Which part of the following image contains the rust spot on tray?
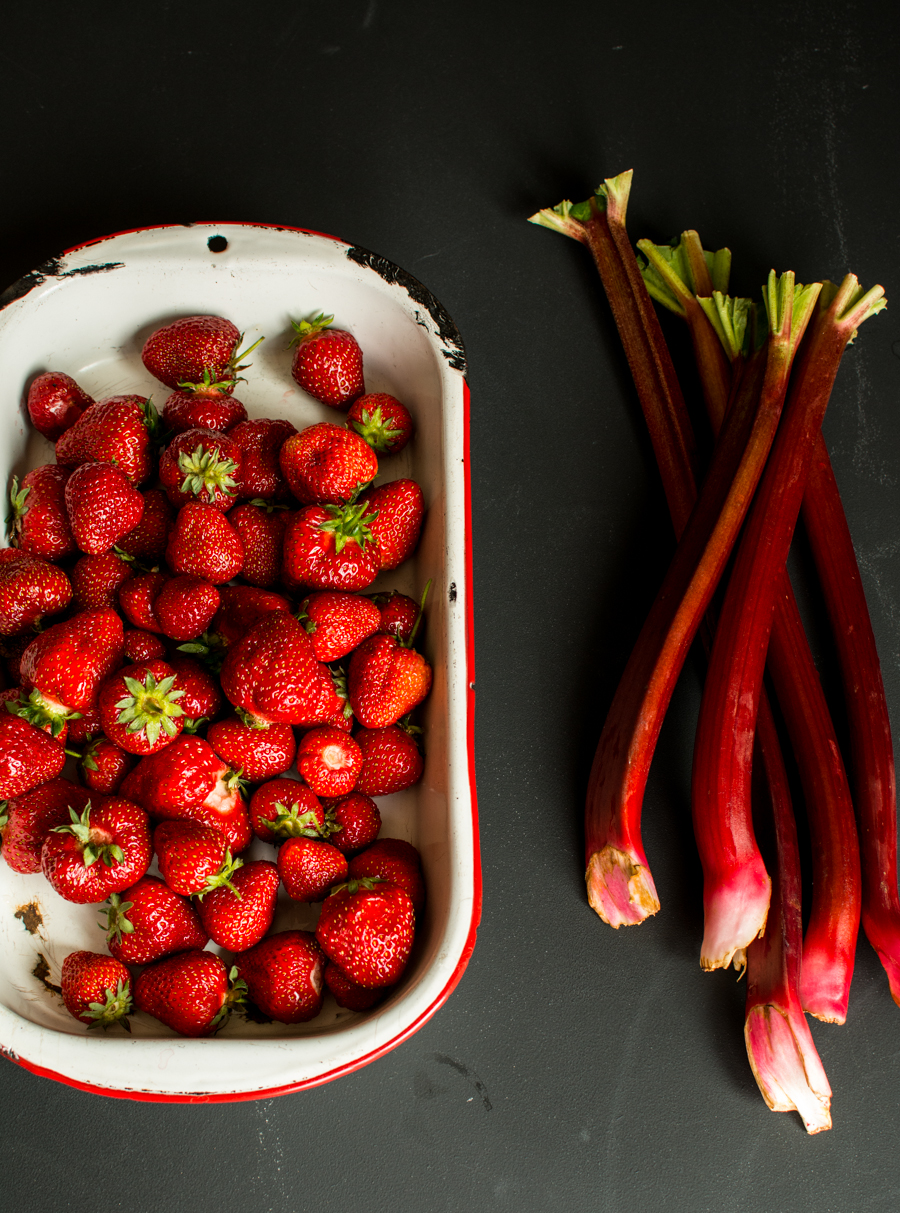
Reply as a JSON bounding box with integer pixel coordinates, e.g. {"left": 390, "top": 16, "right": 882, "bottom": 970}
{"left": 14, "top": 901, "right": 43, "bottom": 935}
{"left": 32, "top": 953, "right": 61, "bottom": 996}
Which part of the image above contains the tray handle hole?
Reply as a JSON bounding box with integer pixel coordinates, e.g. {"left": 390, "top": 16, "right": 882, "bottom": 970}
{"left": 207, "top": 235, "right": 228, "bottom": 253}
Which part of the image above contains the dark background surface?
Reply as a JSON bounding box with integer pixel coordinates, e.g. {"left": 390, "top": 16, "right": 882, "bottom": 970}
{"left": 3, "top": 2, "right": 900, "bottom": 1209}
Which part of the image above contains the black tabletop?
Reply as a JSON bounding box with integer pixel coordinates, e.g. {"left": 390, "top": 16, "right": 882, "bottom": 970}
{"left": 4, "top": 2, "right": 900, "bottom": 1209}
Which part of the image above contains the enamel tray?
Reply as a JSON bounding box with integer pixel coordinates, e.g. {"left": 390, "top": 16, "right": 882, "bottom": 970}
{"left": 0, "top": 222, "right": 480, "bottom": 1101}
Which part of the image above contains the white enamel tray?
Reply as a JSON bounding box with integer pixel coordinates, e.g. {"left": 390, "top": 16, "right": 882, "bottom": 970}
{"left": 0, "top": 222, "right": 480, "bottom": 1101}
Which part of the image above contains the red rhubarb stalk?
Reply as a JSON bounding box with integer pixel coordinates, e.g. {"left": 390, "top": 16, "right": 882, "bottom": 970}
{"left": 691, "top": 275, "right": 885, "bottom": 971}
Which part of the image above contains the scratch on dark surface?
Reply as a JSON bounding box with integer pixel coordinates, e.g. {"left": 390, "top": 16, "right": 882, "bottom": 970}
{"left": 431, "top": 1053, "right": 492, "bottom": 1109}
{"left": 362, "top": 0, "right": 377, "bottom": 28}
{"left": 14, "top": 901, "right": 42, "bottom": 935}
{"left": 32, "top": 952, "right": 61, "bottom": 996}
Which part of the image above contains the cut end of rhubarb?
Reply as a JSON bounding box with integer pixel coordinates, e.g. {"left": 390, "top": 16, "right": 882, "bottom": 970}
{"left": 585, "top": 845, "right": 660, "bottom": 927}
{"left": 700, "top": 867, "right": 771, "bottom": 971}
{"left": 799, "top": 969, "right": 850, "bottom": 1025}
{"left": 745, "top": 1005, "right": 832, "bottom": 1134}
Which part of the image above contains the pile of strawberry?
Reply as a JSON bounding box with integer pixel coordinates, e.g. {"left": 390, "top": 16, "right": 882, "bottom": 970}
{"left": 0, "top": 312, "right": 433, "bottom": 1038}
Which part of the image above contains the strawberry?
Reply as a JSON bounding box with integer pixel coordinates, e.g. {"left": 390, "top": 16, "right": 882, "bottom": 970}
{"left": 211, "top": 586, "right": 292, "bottom": 647}
{"left": 64, "top": 461, "right": 145, "bottom": 555}
{"left": 324, "top": 962, "right": 386, "bottom": 1011}
{"left": 372, "top": 590, "right": 420, "bottom": 642}
{"left": 154, "top": 818, "right": 241, "bottom": 897}
{"left": 359, "top": 478, "right": 425, "bottom": 569}
{"left": 97, "top": 659, "right": 186, "bottom": 755}
{"left": 142, "top": 315, "right": 261, "bottom": 391}
{"left": 1, "top": 686, "right": 69, "bottom": 741}
{"left": 206, "top": 715, "right": 296, "bottom": 782}
{"left": 0, "top": 712, "right": 66, "bottom": 798}
{"left": 159, "top": 428, "right": 242, "bottom": 511}
{"left": 347, "top": 393, "right": 414, "bottom": 454}
{"left": 279, "top": 423, "right": 377, "bottom": 506}
{"left": 116, "top": 488, "right": 174, "bottom": 562}
{"left": 234, "top": 930, "right": 325, "bottom": 1023}
{"left": 66, "top": 706, "right": 103, "bottom": 744}
{"left": 349, "top": 838, "right": 425, "bottom": 914}
{"left": 298, "top": 590, "right": 380, "bottom": 662}
{"left": 323, "top": 663, "right": 355, "bottom": 733}
{"left": 289, "top": 313, "right": 364, "bottom": 409}
{"left": 80, "top": 736, "right": 136, "bottom": 794}
{"left": 72, "top": 551, "right": 133, "bottom": 611}
{"left": 42, "top": 798, "right": 152, "bottom": 904}
{"left": 134, "top": 948, "right": 244, "bottom": 1037}
{"left": 196, "top": 859, "right": 280, "bottom": 950}
{"left": 166, "top": 501, "right": 244, "bottom": 584}
{"left": 249, "top": 778, "right": 326, "bottom": 843}
{"left": 118, "top": 571, "right": 168, "bottom": 633}
{"left": 154, "top": 575, "right": 220, "bottom": 642}
{"left": 56, "top": 395, "right": 159, "bottom": 485}
{"left": 315, "top": 878, "right": 415, "bottom": 988}
{"left": 322, "top": 791, "right": 381, "bottom": 855}
{"left": 281, "top": 502, "right": 381, "bottom": 592}
{"left": 123, "top": 629, "right": 167, "bottom": 664}
{"left": 297, "top": 726, "right": 362, "bottom": 798}
{"left": 354, "top": 723, "right": 424, "bottom": 796}
{"left": 0, "top": 776, "right": 91, "bottom": 873}
{"left": 227, "top": 503, "right": 287, "bottom": 587}
{"left": 229, "top": 418, "right": 296, "bottom": 499}
{"left": 220, "top": 612, "right": 342, "bottom": 727}
{"left": 8, "top": 466, "right": 77, "bottom": 560}
{"left": 278, "top": 836, "right": 348, "bottom": 901}
{"left": 104, "top": 876, "right": 209, "bottom": 965}
{"left": 60, "top": 950, "right": 132, "bottom": 1028}
{"left": 165, "top": 655, "right": 222, "bottom": 729}
{"left": 26, "top": 372, "right": 94, "bottom": 441}
{"left": 188, "top": 795, "right": 252, "bottom": 855}
{"left": 20, "top": 607, "right": 124, "bottom": 722}
{"left": 0, "top": 549, "right": 72, "bottom": 635}
{"left": 161, "top": 390, "right": 247, "bottom": 435}
{"left": 348, "top": 633, "right": 432, "bottom": 729}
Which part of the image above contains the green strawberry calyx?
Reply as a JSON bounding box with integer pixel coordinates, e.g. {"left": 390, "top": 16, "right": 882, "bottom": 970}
{"left": 288, "top": 312, "right": 334, "bottom": 347}
{"left": 51, "top": 803, "right": 124, "bottom": 868}
{"left": 329, "top": 875, "right": 384, "bottom": 898}
{"left": 318, "top": 499, "right": 378, "bottom": 555}
{"left": 402, "top": 579, "right": 432, "bottom": 650}
{"left": 84, "top": 978, "right": 133, "bottom": 1030}
{"left": 114, "top": 671, "right": 185, "bottom": 748}
{"left": 177, "top": 443, "right": 239, "bottom": 501}
{"left": 5, "top": 687, "right": 76, "bottom": 737}
{"left": 177, "top": 367, "right": 241, "bottom": 397}
{"left": 194, "top": 850, "right": 244, "bottom": 900}
{"left": 211, "top": 966, "right": 249, "bottom": 1030}
{"left": 260, "top": 800, "right": 332, "bottom": 840}
{"left": 178, "top": 630, "right": 228, "bottom": 673}
{"left": 235, "top": 706, "right": 270, "bottom": 731}
{"left": 102, "top": 893, "right": 135, "bottom": 945}
{"left": 349, "top": 401, "right": 404, "bottom": 453}
{"left": 6, "top": 476, "right": 30, "bottom": 541}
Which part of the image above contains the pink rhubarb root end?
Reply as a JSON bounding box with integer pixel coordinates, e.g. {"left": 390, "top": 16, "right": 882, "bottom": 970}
{"left": 700, "top": 867, "right": 771, "bottom": 971}
{"left": 585, "top": 846, "right": 660, "bottom": 927}
{"left": 745, "top": 1005, "right": 832, "bottom": 1134}
{"left": 799, "top": 962, "right": 850, "bottom": 1025}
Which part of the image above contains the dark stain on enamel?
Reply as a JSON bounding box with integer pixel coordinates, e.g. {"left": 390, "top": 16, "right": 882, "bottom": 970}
{"left": 0, "top": 258, "right": 124, "bottom": 311}
{"left": 32, "top": 952, "right": 61, "bottom": 995}
{"left": 14, "top": 901, "right": 43, "bottom": 935}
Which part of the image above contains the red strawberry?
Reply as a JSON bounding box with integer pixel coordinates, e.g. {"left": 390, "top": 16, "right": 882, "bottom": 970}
{"left": 8, "top": 466, "right": 76, "bottom": 559}
{"left": 116, "top": 488, "right": 174, "bottom": 562}
{"left": 289, "top": 313, "right": 364, "bottom": 409}
{"left": 72, "top": 551, "right": 133, "bottom": 611}
{"left": 297, "top": 726, "right": 362, "bottom": 798}
{"left": 64, "top": 461, "right": 145, "bottom": 555}
{"left": 42, "top": 798, "right": 152, "bottom": 904}
{"left": 166, "top": 655, "right": 222, "bottom": 729}
{"left": 20, "top": 606, "right": 124, "bottom": 720}
{"left": 97, "top": 659, "right": 186, "bottom": 755}
{"left": 249, "top": 778, "right": 325, "bottom": 843}
{"left": 162, "top": 390, "right": 248, "bottom": 434}
{"left": 104, "top": 876, "right": 209, "bottom": 965}
{"left": 159, "top": 428, "right": 242, "bottom": 511}
{"left": 219, "top": 613, "right": 341, "bottom": 727}
{"left": 315, "top": 878, "right": 415, "bottom": 988}
{"left": 323, "top": 664, "right": 355, "bottom": 733}
{"left": 322, "top": 791, "right": 381, "bottom": 855}
{"left": 227, "top": 503, "right": 287, "bottom": 587}
{"left": 349, "top": 838, "right": 425, "bottom": 914}
{"left": 196, "top": 859, "right": 280, "bottom": 950}
{"left": 207, "top": 715, "right": 296, "bottom": 782}
{"left": 211, "top": 586, "right": 292, "bottom": 647}
{"left": 348, "top": 633, "right": 432, "bottom": 729}
{"left": 80, "top": 736, "right": 136, "bottom": 794}
{"left": 123, "top": 629, "right": 167, "bottom": 664}
{"left": 166, "top": 502, "right": 244, "bottom": 584}
{"left": 154, "top": 818, "right": 241, "bottom": 897}
{"left": 0, "top": 712, "right": 66, "bottom": 798}
{"left": 354, "top": 724, "right": 424, "bottom": 796}
{"left": 281, "top": 502, "right": 381, "bottom": 592}
{"left": 154, "top": 575, "right": 220, "bottom": 642}
{"left": 278, "top": 835, "right": 348, "bottom": 901}
{"left": 279, "top": 423, "right": 377, "bottom": 506}
{"left": 56, "top": 395, "right": 159, "bottom": 485}
{"left": 229, "top": 418, "right": 296, "bottom": 499}
{"left": 142, "top": 315, "right": 260, "bottom": 391}
{"left": 66, "top": 706, "right": 103, "bottom": 744}
{"left": 60, "top": 950, "right": 132, "bottom": 1028}
{"left": 235, "top": 930, "right": 325, "bottom": 1023}
{"left": 324, "top": 962, "right": 386, "bottom": 1011}
{"left": 347, "top": 393, "right": 414, "bottom": 454}
{"left": 27, "top": 372, "right": 94, "bottom": 441}
{"left": 359, "top": 478, "right": 425, "bottom": 569}
{"left": 298, "top": 590, "right": 380, "bottom": 662}
{"left": 118, "top": 571, "right": 168, "bottom": 633}
{"left": 373, "top": 590, "right": 420, "bottom": 642}
{"left": 188, "top": 795, "right": 252, "bottom": 855}
{"left": 134, "top": 948, "right": 243, "bottom": 1037}
{"left": 0, "top": 549, "right": 72, "bottom": 635}
{"left": 0, "top": 776, "right": 91, "bottom": 873}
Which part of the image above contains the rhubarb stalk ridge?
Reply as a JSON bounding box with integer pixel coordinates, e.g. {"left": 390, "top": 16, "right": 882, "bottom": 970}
{"left": 586, "top": 845, "right": 660, "bottom": 927}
